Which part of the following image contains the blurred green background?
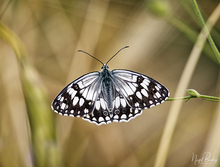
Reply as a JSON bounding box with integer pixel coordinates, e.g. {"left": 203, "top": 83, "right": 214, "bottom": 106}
{"left": 0, "top": 0, "right": 220, "bottom": 167}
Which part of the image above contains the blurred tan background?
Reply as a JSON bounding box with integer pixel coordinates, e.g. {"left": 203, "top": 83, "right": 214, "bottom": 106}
{"left": 0, "top": 0, "right": 220, "bottom": 167}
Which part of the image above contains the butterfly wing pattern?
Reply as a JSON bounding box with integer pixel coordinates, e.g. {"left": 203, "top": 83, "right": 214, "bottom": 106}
{"left": 52, "top": 65, "right": 169, "bottom": 125}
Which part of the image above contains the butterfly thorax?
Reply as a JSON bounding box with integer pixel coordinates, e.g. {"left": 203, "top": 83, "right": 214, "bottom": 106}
{"left": 100, "top": 64, "right": 115, "bottom": 113}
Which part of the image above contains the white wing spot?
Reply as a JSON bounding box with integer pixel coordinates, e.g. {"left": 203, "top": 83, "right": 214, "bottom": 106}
{"left": 150, "top": 104, "right": 155, "bottom": 108}
{"left": 61, "top": 103, "right": 66, "bottom": 110}
{"left": 77, "top": 81, "right": 84, "bottom": 88}
{"left": 57, "top": 95, "right": 61, "bottom": 100}
{"left": 143, "top": 79, "right": 150, "bottom": 85}
{"left": 132, "top": 75, "right": 138, "bottom": 82}
{"left": 67, "top": 88, "right": 73, "bottom": 94}
{"left": 95, "top": 101, "right": 101, "bottom": 110}
{"left": 155, "top": 92, "right": 161, "bottom": 98}
{"left": 140, "top": 82, "right": 149, "bottom": 91}
{"left": 141, "top": 89, "right": 149, "bottom": 97}
{"left": 114, "top": 115, "right": 119, "bottom": 119}
{"left": 84, "top": 108, "right": 89, "bottom": 114}
{"left": 135, "top": 102, "right": 139, "bottom": 107}
{"left": 115, "top": 96, "right": 120, "bottom": 108}
{"left": 79, "top": 98, "right": 85, "bottom": 106}
{"left": 121, "top": 114, "right": 127, "bottom": 119}
{"left": 121, "top": 99, "right": 126, "bottom": 107}
{"left": 99, "top": 117, "right": 104, "bottom": 122}
{"left": 71, "top": 90, "right": 77, "bottom": 99}
{"left": 157, "top": 84, "right": 162, "bottom": 89}
{"left": 73, "top": 96, "right": 79, "bottom": 106}
{"left": 107, "top": 120, "right": 111, "bottom": 124}
{"left": 136, "top": 91, "right": 142, "bottom": 99}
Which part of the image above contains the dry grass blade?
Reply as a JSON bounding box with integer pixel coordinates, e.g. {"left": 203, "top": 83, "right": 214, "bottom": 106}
{"left": 154, "top": 3, "right": 220, "bottom": 167}
{"left": 0, "top": 21, "right": 61, "bottom": 167}
{"left": 197, "top": 72, "right": 220, "bottom": 167}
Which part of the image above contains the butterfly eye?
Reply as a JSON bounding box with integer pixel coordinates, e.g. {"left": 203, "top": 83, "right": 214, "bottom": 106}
{"left": 101, "top": 64, "right": 109, "bottom": 70}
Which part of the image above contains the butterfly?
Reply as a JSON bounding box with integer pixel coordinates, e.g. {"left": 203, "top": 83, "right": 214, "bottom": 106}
{"left": 51, "top": 46, "right": 169, "bottom": 125}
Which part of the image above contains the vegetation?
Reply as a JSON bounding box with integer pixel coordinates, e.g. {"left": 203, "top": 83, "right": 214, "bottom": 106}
{"left": 0, "top": 0, "right": 219, "bottom": 167}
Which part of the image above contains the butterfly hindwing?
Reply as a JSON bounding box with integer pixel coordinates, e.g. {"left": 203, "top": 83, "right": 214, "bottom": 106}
{"left": 82, "top": 89, "right": 143, "bottom": 125}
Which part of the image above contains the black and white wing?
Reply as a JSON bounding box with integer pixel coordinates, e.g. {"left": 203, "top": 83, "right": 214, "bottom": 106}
{"left": 52, "top": 72, "right": 101, "bottom": 118}
{"left": 111, "top": 69, "right": 169, "bottom": 114}
{"left": 51, "top": 69, "right": 169, "bottom": 126}
{"left": 112, "top": 70, "right": 170, "bottom": 108}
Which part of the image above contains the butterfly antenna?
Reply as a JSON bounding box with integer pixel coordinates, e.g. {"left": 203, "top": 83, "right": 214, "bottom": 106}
{"left": 106, "top": 46, "right": 129, "bottom": 65}
{"left": 78, "top": 50, "right": 104, "bottom": 66}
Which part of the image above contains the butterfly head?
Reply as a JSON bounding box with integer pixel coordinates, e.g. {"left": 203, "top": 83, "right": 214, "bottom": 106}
{"left": 101, "top": 64, "right": 109, "bottom": 70}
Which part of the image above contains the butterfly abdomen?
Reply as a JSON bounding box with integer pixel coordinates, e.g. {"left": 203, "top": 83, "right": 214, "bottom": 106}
{"left": 102, "top": 69, "right": 115, "bottom": 112}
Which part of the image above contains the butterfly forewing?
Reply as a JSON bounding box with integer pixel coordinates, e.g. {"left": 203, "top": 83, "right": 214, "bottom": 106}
{"left": 112, "top": 70, "right": 169, "bottom": 109}
{"left": 52, "top": 72, "right": 101, "bottom": 117}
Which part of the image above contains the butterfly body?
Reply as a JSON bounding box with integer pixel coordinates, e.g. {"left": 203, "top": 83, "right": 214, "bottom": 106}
{"left": 101, "top": 65, "right": 115, "bottom": 112}
{"left": 52, "top": 47, "right": 169, "bottom": 125}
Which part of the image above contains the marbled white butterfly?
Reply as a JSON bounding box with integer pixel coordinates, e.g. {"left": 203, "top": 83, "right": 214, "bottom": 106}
{"left": 51, "top": 46, "right": 169, "bottom": 125}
